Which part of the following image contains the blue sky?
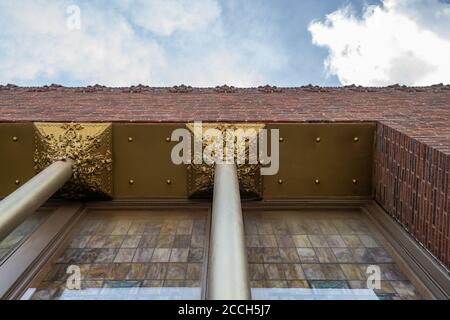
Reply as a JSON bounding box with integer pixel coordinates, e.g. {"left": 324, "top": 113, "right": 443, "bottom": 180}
{"left": 0, "top": 0, "right": 449, "bottom": 87}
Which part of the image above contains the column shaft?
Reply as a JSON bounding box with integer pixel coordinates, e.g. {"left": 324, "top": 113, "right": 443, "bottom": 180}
{"left": 207, "top": 163, "right": 251, "bottom": 300}
{"left": 0, "top": 159, "right": 73, "bottom": 240}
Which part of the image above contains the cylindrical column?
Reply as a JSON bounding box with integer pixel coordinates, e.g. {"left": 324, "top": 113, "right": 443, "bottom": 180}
{"left": 0, "top": 159, "right": 73, "bottom": 240}
{"left": 207, "top": 163, "right": 251, "bottom": 300}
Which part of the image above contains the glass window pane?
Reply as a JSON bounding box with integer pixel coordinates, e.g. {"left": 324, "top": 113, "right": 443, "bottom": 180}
{"left": 244, "top": 209, "right": 424, "bottom": 300}
{"left": 0, "top": 208, "right": 52, "bottom": 264}
{"left": 23, "top": 210, "right": 208, "bottom": 300}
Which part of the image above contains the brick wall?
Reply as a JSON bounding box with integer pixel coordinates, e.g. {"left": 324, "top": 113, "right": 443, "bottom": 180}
{"left": 374, "top": 122, "right": 449, "bottom": 269}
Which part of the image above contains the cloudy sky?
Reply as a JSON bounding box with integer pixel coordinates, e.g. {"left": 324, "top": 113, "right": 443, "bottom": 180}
{"left": 0, "top": 0, "right": 449, "bottom": 87}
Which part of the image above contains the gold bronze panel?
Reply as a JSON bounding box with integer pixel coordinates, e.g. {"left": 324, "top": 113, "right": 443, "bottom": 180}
{"left": 34, "top": 123, "right": 113, "bottom": 198}
{"left": 113, "top": 123, "right": 187, "bottom": 198}
{"left": 1, "top": 122, "right": 375, "bottom": 200}
{"left": 263, "top": 123, "right": 375, "bottom": 198}
{"left": 0, "top": 124, "right": 35, "bottom": 198}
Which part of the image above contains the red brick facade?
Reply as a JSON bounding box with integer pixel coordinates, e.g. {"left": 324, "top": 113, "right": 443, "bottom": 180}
{"left": 374, "top": 124, "right": 449, "bottom": 268}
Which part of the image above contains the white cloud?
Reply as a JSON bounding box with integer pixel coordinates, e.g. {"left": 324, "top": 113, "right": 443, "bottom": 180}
{"left": 309, "top": 0, "right": 450, "bottom": 86}
{"left": 0, "top": 0, "right": 272, "bottom": 86}
{"left": 120, "top": 0, "right": 221, "bottom": 36}
{"left": 0, "top": 0, "right": 167, "bottom": 86}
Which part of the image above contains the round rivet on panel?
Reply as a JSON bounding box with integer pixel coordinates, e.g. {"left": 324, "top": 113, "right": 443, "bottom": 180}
{"left": 316, "top": 137, "right": 321, "bottom": 143}
{"left": 15, "top": 180, "right": 20, "bottom": 185}
{"left": 128, "top": 137, "right": 133, "bottom": 142}
{"left": 166, "top": 137, "right": 171, "bottom": 142}
{"left": 352, "top": 179, "right": 358, "bottom": 184}
{"left": 279, "top": 137, "right": 284, "bottom": 142}
{"left": 315, "top": 179, "right": 320, "bottom": 184}
{"left": 166, "top": 179, "right": 172, "bottom": 185}
{"left": 12, "top": 136, "right": 19, "bottom": 142}
{"left": 354, "top": 137, "right": 359, "bottom": 142}
{"left": 129, "top": 179, "right": 135, "bottom": 185}
{"left": 278, "top": 179, "right": 283, "bottom": 184}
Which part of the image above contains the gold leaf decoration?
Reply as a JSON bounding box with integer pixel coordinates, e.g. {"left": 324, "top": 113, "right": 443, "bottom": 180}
{"left": 186, "top": 123, "right": 264, "bottom": 199}
{"left": 34, "top": 123, "right": 113, "bottom": 199}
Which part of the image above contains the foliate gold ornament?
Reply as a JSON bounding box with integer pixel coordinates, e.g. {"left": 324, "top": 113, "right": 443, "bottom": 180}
{"left": 33, "top": 123, "right": 113, "bottom": 199}
{"left": 187, "top": 164, "right": 215, "bottom": 197}
{"left": 186, "top": 123, "right": 265, "bottom": 199}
